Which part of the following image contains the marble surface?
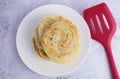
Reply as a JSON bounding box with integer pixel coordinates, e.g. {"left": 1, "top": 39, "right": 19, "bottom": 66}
{"left": 0, "top": 0, "right": 120, "bottom": 79}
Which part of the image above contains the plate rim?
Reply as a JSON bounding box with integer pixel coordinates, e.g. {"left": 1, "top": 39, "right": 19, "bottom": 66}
{"left": 16, "top": 4, "right": 91, "bottom": 77}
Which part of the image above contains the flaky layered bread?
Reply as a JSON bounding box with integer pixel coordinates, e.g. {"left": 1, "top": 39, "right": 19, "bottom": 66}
{"left": 33, "top": 26, "right": 49, "bottom": 60}
{"left": 32, "top": 14, "right": 80, "bottom": 64}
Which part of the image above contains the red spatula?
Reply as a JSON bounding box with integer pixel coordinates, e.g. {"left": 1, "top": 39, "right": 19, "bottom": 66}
{"left": 83, "top": 3, "right": 119, "bottom": 79}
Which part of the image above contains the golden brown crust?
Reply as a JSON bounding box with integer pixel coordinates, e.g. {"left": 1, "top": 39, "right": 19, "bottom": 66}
{"left": 41, "top": 21, "right": 80, "bottom": 64}
{"left": 32, "top": 14, "right": 80, "bottom": 64}
{"left": 32, "top": 38, "right": 39, "bottom": 53}
{"left": 33, "top": 27, "right": 49, "bottom": 60}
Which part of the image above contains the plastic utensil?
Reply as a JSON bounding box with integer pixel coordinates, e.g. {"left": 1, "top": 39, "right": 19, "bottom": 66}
{"left": 83, "top": 3, "right": 119, "bottom": 79}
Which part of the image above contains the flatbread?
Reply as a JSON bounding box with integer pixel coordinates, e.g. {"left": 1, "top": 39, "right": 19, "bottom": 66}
{"left": 33, "top": 26, "right": 49, "bottom": 60}
{"left": 32, "top": 14, "right": 80, "bottom": 64}
{"left": 41, "top": 21, "right": 80, "bottom": 64}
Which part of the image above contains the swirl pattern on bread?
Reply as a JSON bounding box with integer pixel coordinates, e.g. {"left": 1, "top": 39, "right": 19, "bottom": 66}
{"left": 32, "top": 14, "right": 80, "bottom": 64}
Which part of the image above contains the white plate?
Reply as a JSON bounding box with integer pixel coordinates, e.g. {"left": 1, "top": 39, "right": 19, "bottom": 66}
{"left": 16, "top": 4, "right": 90, "bottom": 77}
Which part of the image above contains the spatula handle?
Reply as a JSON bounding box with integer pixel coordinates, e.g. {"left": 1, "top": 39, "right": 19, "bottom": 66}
{"left": 104, "top": 43, "right": 119, "bottom": 79}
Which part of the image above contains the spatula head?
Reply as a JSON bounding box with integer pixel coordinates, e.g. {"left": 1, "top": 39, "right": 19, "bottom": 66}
{"left": 83, "top": 3, "right": 116, "bottom": 45}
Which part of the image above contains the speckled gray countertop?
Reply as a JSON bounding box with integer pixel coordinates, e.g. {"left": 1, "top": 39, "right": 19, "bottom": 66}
{"left": 0, "top": 0, "right": 120, "bottom": 79}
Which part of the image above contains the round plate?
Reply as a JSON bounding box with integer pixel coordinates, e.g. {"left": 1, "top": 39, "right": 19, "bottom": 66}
{"left": 16, "top": 4, "right": 90, "bottom": 77}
